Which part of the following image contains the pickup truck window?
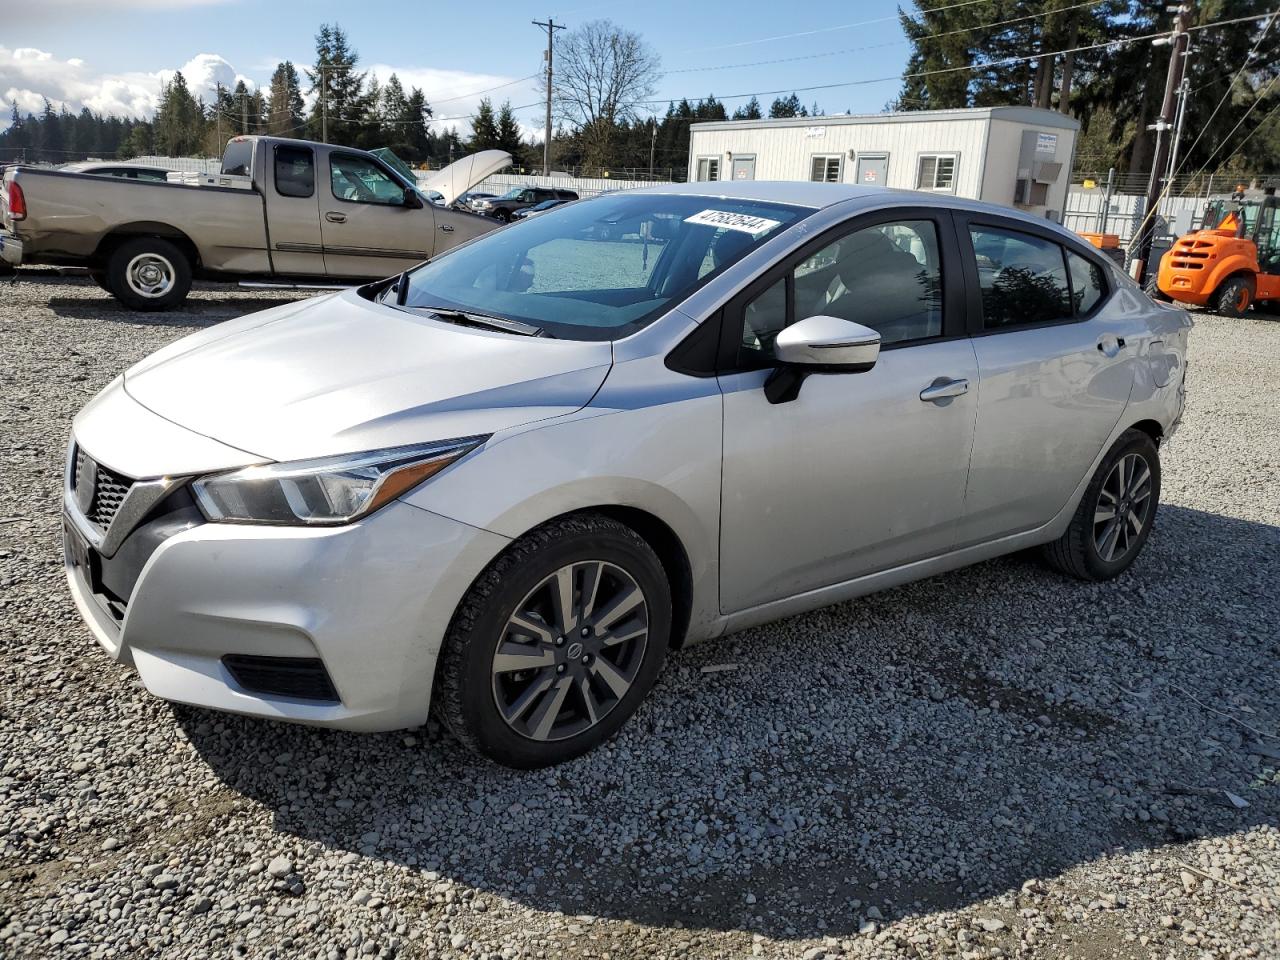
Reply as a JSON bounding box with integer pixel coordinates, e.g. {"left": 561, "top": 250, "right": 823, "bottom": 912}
{"left": 274, "top": 145, "right": 315, "bottom": 199}
{"left": 330, "top": 153, "right": 405, "bottom": 206}
{"left": 222, "top": 139, "right": 253, "bottom": 177}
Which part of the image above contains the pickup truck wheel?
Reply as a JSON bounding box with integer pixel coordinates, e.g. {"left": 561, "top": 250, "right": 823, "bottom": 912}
{"left": 494, "top": 209, "right": 513, "bottom": 223}
{"left": 106, "top": 237, "right": 192, "bottom": 311}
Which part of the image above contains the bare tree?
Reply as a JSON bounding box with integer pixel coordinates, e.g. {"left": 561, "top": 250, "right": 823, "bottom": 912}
{"left": 553, "top": 19, "right": 660, "bottom": 170}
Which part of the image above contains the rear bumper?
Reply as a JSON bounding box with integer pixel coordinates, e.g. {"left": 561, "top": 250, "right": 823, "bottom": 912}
{"left": 0, "top": 230, "right": 23, "bottom": 266}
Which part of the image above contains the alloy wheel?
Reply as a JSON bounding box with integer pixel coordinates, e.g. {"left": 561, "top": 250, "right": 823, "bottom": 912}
{"left": 125, "top": 253, "right": 176, "bottom": 299}
{"left": 1093, "top": 453, "right": 1153, "bottom": 563}
{"left": 491, "top": 560, "right": 649, "bottom": 742}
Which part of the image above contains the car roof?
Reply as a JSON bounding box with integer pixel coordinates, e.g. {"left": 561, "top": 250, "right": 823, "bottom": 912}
{"left": 629, "top": 180, "right": 1092, "bottom": 248}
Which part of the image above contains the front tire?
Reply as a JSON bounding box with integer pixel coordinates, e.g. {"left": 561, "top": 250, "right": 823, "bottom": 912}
{"left": 494, "top": 208, "right": 513, "bottom": 223}
{"left": 1042, "top": 429, "right": 1161, "bottom": 581}
{"left": 1211, "top": 276, "right": 1253, "bottom": 318}
{"left": 434, "top": 514, "right": 672, "bottom": 768}
{"left": 105, "top": 237, "right": 192, "bottom": 311}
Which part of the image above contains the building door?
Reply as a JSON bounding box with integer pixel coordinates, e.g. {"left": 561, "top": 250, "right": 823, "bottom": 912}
{"left": 855, "top": 153, "right": 888, "bottom": 186}
{"left": 731, "top": 156, "right": 756, "bottom": 181}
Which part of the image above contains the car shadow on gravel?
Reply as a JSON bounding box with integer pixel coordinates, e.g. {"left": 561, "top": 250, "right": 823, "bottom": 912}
{"left": 179, "top": 503, "right": 1279, "bottom": 940}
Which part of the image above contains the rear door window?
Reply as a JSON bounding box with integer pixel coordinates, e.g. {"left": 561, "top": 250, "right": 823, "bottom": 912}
{"left": 1066, "top": 249, "right": 1106, "bottom": 315}
{"left": 969, "top": 226, "right": 1072, "bottom": 329}
{"left": 274, "top": 145, "right": 315, "bottom": 198}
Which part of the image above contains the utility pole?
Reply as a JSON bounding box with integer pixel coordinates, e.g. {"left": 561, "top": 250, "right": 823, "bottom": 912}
{"left": 649, "top": 119, "right": 658, "bottom": 178}
{"left": 321, "top": 64, "right": 328, "bottom": 143}
{"left": 533, "top": 17, "right": 566, "bottom": 176}
{"left": 1135, "top": 2, "right": 1194, "bottom": 282}
{"left": 241, "top": 91, "right": 248, "bottom": 135}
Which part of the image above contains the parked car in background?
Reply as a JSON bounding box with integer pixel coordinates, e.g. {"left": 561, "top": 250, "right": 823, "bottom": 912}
{"left": 0, "top": 136, "right": 499, "bottom": 310}
{"left": 60, "top": 161, "right": 172, "bottom": 182}
{"left": 512, "top": 197, "right": 574, "bottom": 220}
{"left": 62, "top": 183, "right": 1189, "bottom": 768}
{"left": 454, "top": 191, "right": 496, "bottom": 211}
{"left": 471, "top": 186, "right": 579, "bottom": 222}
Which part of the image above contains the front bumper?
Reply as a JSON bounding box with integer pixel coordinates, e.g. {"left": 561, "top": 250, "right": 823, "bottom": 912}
{"left": 0, "top": 230, "right": 23, "bottom": 266}
{"left": 66, "top": 494, "right": 509, "bottom": 731}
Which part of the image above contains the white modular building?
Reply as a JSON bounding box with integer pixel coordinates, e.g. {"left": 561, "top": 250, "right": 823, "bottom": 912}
{"left": 687, "top": 106, "right": 1079, "bottom": 221}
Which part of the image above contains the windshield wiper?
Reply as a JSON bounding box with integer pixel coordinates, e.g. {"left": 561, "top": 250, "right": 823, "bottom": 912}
{"left": 413, "top": 305, "right": 544, "bottom": 337}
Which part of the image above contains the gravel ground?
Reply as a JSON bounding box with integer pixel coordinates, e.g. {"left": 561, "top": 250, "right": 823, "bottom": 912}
{"left": 1, "top": 271, "right": 1277, "bottom": 960}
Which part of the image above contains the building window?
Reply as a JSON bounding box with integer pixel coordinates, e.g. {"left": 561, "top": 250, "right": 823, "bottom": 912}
{"left": 695, "top": 157, "right": 720, "bottom": 182}
{"left": 916, "top": 154, "right": 957, "bottom": 192}
{"left": 809, "top": 154, "right": 843, "bottom": 183}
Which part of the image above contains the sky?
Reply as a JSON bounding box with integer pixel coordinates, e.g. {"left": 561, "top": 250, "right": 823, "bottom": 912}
{"left": 1, "top": 0, "right": 921, "bottom": 142}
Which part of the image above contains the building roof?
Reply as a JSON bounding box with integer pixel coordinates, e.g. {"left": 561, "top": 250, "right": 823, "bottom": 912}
{"left": 690, "top": 105, "right": 1080, "bottom": 134}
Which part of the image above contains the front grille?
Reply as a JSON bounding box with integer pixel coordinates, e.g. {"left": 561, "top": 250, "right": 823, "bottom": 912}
{"left": 73, "top": 446, "right": 136, "bottom": 531}
{"left": 222, "top": 656, "right": 340, "bottom": 703}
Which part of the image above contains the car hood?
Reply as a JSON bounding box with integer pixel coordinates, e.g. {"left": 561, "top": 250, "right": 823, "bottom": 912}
{"left": 418, "top": 150, "right": 512, "bottom": 206}
{"left": 123, "top": 289, "right": 614, "bottom": 463}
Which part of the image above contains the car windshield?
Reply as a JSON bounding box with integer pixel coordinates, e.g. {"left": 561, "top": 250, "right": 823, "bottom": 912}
{"left": 394, "top": 193, "right": 811, "bottom": 340}
{"left": 499, "top": 188, "right": 526, "bottom": 200}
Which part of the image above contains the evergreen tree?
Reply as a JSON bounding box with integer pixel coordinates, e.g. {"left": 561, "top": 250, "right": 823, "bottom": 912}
{"left": 768, "top": 94, "right": 806, "bottom": 118}
{"left": 732, "top": 97, "right": 763, "bottom": 120}
{"left": 265, "top": 61, "right": 305, "bottom": 136}
{"left": 403, "top": 87, "right": 433, "bottom": 161}
{"left": 469, "top": 98, "right": 500, "bottom": 151}
{"left": 154, "top": 72, "right": 205, "bottom": 156}
{"left": 305, "top": 23, "right": 373, "bottom": 145}
{"left": 495, "top": 100, "right": 525, "bottom": 157}
{"left": 40, "top": 98, "right": 63, "bottom": 161}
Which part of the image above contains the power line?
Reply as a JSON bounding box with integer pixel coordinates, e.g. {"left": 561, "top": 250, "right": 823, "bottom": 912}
{"left": 665, "top": 0, "right": 1107, "bottom": 75}
{"left": 1216, "top": 98, "right": 1280, "bottom": 170}
{"left": 679, "top": 0, "right": 992, "bottom": 54}
{"left": 1170, "top": 10, "right": 1278, "bottom": 195}
{"left": 429, "top": 74, "right": 542, "bottom": 106}
{"left": 632, "top": 10, "right": 1279, "bottom": 110}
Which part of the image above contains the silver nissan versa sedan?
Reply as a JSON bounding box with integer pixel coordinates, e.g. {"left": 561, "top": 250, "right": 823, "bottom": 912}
{"left": 63, "top": 183, "right": 1191, "bottom": 768}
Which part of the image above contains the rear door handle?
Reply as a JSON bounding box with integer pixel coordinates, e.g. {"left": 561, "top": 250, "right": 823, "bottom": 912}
{"left": 325, "top": 211, "right": 347, "bottom": 223}
{"left": 920, "top": 377, "right": 970, "bottom": 403}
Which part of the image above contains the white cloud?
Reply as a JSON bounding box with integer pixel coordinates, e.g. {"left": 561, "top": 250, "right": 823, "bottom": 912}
{"left": 0, "top": 47, "right": 253, "bottom": 127}
{"left": 0, "top": 45, "right": 541, "bottom": 143}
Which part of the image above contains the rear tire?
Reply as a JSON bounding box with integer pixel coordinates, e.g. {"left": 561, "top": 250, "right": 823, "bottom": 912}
{"left": 434, "top": 514, "right": 671, "bottom": 768}
{"left": 1143, "top": 274, "right": 1171, "bottom": 303}
{"left": 1042, "top": 429, "right": 1161, "bottom": 582}
{"left": 105, "top": 237, "right": 192, "bottom": 311}
{"left": 1210, "top": 276, "right": 1253, "bottom": 318}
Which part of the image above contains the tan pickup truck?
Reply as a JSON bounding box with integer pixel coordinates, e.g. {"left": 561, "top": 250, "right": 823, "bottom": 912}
{"left": 0, "top": 137, "right": 506, "bottom": 310}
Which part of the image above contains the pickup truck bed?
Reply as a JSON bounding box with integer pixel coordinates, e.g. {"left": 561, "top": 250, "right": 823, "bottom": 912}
{"left": 0, "top": 136, "right": 504, "bottom": 310}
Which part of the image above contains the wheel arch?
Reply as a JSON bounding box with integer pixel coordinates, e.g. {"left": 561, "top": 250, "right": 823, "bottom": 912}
{"left": 1126, "top": 418, "right": 1164, "bottom": 445}
{"left": 94, "top": 223, "right": 201, "bottom": 271}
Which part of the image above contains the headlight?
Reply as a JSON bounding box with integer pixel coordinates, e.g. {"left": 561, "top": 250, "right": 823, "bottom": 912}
{"left": 191, "top": 437, "right": 487, "bottom": 526}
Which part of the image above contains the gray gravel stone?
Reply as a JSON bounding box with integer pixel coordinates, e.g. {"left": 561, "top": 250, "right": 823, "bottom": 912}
{"left": 0, "top": 274, "right": 1276, "bottom": 960}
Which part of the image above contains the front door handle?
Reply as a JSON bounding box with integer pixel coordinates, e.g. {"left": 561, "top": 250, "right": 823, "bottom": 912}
{"left": 439, "top": 223, "right": 454, "bottom": 233}
{"left": 325, "top": 211, "right": 347, "bottom": 223}
{"left": 919, "top": 377, "right": 970, "bottom": 403}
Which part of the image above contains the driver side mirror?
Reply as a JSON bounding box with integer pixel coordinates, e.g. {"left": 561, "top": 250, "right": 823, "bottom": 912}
{"left": 403, "top": 187, "right": 424, "bottom": 209}
{"left": 765, "top": 315, "right": 881, "bottom": 404}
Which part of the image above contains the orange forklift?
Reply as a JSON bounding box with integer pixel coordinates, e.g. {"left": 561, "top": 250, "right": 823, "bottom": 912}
{"left": 1153, "top": 184, "right": 1280, "bottom": 317}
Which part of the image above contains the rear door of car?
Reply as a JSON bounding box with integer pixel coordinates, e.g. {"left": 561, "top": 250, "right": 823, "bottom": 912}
{"left": 264, "top": 142, "right": 325, "bottom": 275}
{"left": 320, "top": 149, "right": 434, "bottom": 278}
{"left": 953, "top": 213, "right": 1137, "bottom": 546}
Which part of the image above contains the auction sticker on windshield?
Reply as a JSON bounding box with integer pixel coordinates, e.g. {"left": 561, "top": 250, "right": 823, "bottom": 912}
{"left": 683, "top": 209, "right": 782, "bottom": 236}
